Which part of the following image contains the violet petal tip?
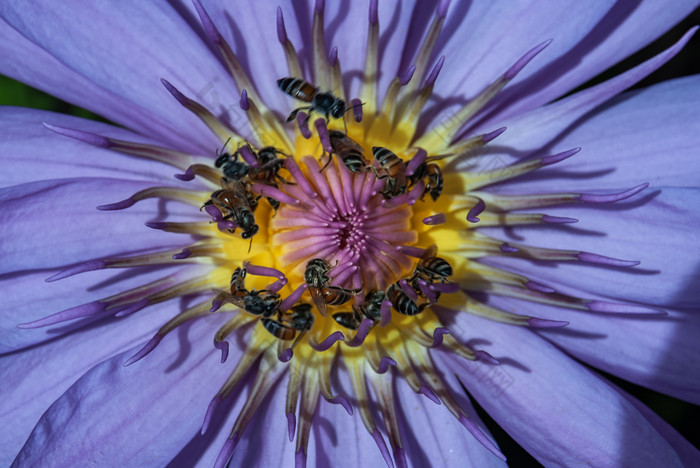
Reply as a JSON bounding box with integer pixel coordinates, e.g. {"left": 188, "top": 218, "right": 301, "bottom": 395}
{"left": 201, "top": 396, "right": 223, "bottom": 435}
{"left": 276, "top": 7, "right": 288, "bottom": 43}
{"left": 577, "top": 252, "right": 640, "bottom": 267}
{"left": 279, "top": 348, "right": 294, "bottom": 362}
{"left": 46, "top": 259, "right": 107, "bottom": 282}
{"left": 481, "top": 126, "right": 507, "bottom": 143}
{"left": 527, "top": 317, "right": 569, "bottom": 328}
{"left": 123, "top": 335, "right": 162, "bottom": 367}
{"left": 418, "top": 385, "right": 441, "bottom": 405}
{"left": 371, "top": 429, "right": 394, "bottom": 468}
{"left": 42, "top": 122, "right": 111, "bottom": 147}
{"left": 328, "top": 396, "right": 353, "bottom": 415}
{"left": 286, "top": 412, "right": 296, "bottom": 442}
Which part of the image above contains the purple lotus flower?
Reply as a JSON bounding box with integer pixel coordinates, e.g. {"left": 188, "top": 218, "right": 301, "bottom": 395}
{"left": 2, "top": 1, "right": 699, "bottom": 466}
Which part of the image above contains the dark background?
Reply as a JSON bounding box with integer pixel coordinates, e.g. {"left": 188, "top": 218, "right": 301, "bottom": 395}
{"left": 1, "top": 6, "right": 698, "bottom": 467}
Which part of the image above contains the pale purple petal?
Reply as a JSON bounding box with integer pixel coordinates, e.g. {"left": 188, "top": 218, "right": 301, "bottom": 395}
{"left": 481, "top": 188, "right": 700, "bottom": 308}
{"left": 438, "top": 313, "right": 694, "bottom": 466}
{"left": 170, "top": 365, "right": 385, "bottom": 468}
{"left": 0, "top": 2, "right": 237, "bottom": 153}
{"left": 190, "top": 0, "right": 289, "bottom": 115}
{"left": 224, "top": 383, "right": 301, "bottom": 468}
{"left": 482, "top": 75, "right": 700, "bottom": 192}
{"left": 0, "top": 107, "right": 183, "bottom": 187}
{"left": 430, "top": 1, "right": 700, "bottom": 124}
{"left": 0, "top": 300, "right": 175, "bottom": 466}
{"left": 460, "top": 27, "right": 695, "bottom": 170}
{"left": 0, "top": 18, "right": 210, "bottom": 155}
{"left": 13, "top": 314, "right": 238, "bottom": 466}
{"left": 195, "top": 0, "right": 411, "bottom": 113}
{"left": 484, "top": 294, "right": 700, "bottom": 404}
{"left": 169, "top": 357, "right": 300, "bottom": 467}
{"left": 394, "top": 375, "right": 505, "bottom": 468}
{"left": 0, "top": 178, "right": 197, "bottom": 275}
{"left": 0, "top": 266, "right": 192, "bottom": 353}
{"left": 310, "top": 398, "right": 390, "bottom": 468}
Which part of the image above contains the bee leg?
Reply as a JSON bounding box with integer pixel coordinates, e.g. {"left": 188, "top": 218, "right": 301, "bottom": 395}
{"left": 320, "top": 152, "right": 334, "bottom": 172}
{"left": 285, "top": 108, "right": 301, "bottom": 122}
{"left": 276, "top": 174, "right": 297, "bottom": 186}
{"left": 266, "top": 196, "right": 280, "bottom": 214}
{"left": 286, "top": 106, "right": 312, "bottom": 123}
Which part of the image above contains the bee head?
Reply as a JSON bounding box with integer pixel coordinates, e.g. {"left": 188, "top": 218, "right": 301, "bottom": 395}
{"left": 330, "top": 99, "right": 345, "bottom": 119}
{"left": 241, "top": 224, "right": 259, "bottom": 239}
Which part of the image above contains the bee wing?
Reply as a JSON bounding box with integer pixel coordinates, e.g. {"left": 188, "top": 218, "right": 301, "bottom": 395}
{"left": 212, "top": 290, "right": 247, "bottom": 310}
{"left": 226, "top": 295, "right": 248, "bottom": 310}
{"left": 308, "top": 287, "right": 329, "bottom": 317}
{"left": 344, "top": 136, "right": 369, "bottom": 161}
{"left": 257, "top": 158, "right": 283, "bottom": 172}
{"left": 229, "top": 180, "right": 251, "bottom": 206}
{"left": 332, "top": 311, "right": 359, "bottom": 330}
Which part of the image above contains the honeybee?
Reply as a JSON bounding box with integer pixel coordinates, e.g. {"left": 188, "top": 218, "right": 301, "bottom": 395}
{"left": 215, "top": 144, "right": 291, "bottom": 212}
{"left": 216, "top": 144, "right": 288, "bottom": 182}
{"left": 247, "top": 146, "right": 293, "bottom": 212}
{"left": 358, "top": 289, "right": 386, "bottom": 321}
{"left": 370, "top": 147, "right": 446, "bottom": 202}
{"left": 386, "top": 282, "right": 426, "bottom": 316}
{"left": 332, "top": 289, "right": 386, "bottom": 330}
{"left": 304, "top": 258, "right": 361, "bottom": 316}
{"left": 277, "top": 77, "right": 346, "bottom": 124}
{"left": 324, "top": 130, "right": 370, "bottom": 173}
{"left": 221, "top": 266, "right": 282, "bottom": 317}
{"left": 370, "top": 146, "right": 409, "bottom": 200}
{"left": 228, "top": 266, "right": 248, "bottom": 299}
{"left": 406, "top": 247, "right": 454, "bottom": 303}
{"left": 240, "top": 289, "right": 282, "bottom": 317}
{"left": 249, "top": 147, "right": 289, "bottom": 183}
{"left": 261, "top": 302, "right": 315, "bottom": 346}
{"left": 408, "top": 161, "right": 443, "bottom": 201}
{"left": 214, "top": 141, "right": 249, "bottom": 181}
{"left": 413, "top": 247, "right": 453, "bottom": 282}
{"left": 331, "top": 311, "right": 361, "bottom": 330}
{"left": 203, "top": 179, "right": 259, "bottom": 239}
